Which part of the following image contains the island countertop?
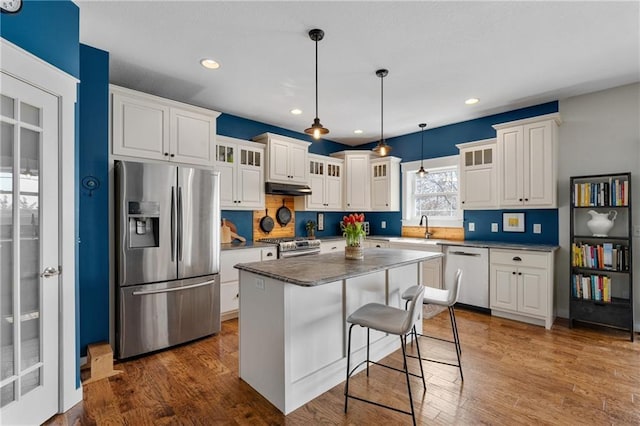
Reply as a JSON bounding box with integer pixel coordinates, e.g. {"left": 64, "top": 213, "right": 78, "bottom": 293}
{"left": 234, "top": 248, "right": 443, "bottom": 287}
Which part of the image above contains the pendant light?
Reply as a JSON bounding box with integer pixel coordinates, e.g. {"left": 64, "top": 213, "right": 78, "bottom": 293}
{"left": 304, "top": 29, "right": 329, "bottom": 139}
{"left": 416, "top": 123, "right": 427, "bottom": 177}
{"left": 372, "top": 69, "right": 391, "bottom": 156}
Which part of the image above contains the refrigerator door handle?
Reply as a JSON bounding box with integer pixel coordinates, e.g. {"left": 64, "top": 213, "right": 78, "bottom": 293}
{"left": 178, "top": 186, "right": 183, "bottom": 261}
{"left": 131, "top": 279, "right": 216, "bottom": 296}
{"left": 171, "top": 186, "right": 176, "bottom": 262}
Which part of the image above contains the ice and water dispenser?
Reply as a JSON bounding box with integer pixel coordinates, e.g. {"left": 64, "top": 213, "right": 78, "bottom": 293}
{"left": 127, "top": 201, "right": 160, "bottom": 248}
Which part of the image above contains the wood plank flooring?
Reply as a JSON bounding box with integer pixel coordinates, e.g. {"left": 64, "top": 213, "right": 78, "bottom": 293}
{"left": 46, "top": 308, "right": 639, "bottom": 425}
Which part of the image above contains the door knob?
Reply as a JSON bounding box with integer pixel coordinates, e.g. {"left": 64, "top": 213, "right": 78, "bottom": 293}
{"left": 41, "top": 266, "right": 60, "bottom": 278}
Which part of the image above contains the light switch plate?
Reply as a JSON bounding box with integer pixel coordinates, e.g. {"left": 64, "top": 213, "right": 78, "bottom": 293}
{"left": 491, "top": 223, "right": 498, "bottom": 232}
{"left": 381, "top": 221, "right": 386, "bottom": 229}
{"left": 533, "top": 224, "right": 542, "bottom": 234}
{"left": 256, "top": 278, "right": 265, "bottom": 290}
{"left": 468, "top": 222, "right": 475, "bottom": 232}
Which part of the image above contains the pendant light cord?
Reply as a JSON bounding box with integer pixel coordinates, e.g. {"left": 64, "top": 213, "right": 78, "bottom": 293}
{"left": 380, "top": 73, "right": 384, "bottom": 143}
{"left": 315, "top": 37, "right": 319, "bottom": 119}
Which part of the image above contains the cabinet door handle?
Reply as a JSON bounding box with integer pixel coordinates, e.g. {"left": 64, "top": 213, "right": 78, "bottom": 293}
{"left": 519, "top": 198, "right": 523, "bottom": 202}
{"left": 164, "top": 152, "right": 169, "bottom": 156}
{"left": 170, "top": 153, "right": 175, "bottom": 158}
{"left": 512, "top": 271, "right": 516, "bottom": 275}
{"left": 518, "top": 272, "right": 522, "bottom": 275}
{"left": 512, "top": 256, "right": 522, "bottom": 262}
{"left": 524, "top": 198, "right": 529, "bottom": 202}
{"left": 266, "top": 252, "right": 273, "bottom": 257}
{"left": 461, "top": 201, "right": 465, "bottom": 204}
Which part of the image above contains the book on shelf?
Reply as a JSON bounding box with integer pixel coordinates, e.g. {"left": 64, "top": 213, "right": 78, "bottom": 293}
{"left": 571, "top": 273, "right": 611, "bottom": 302}
{"left": 572, "top": 178, "right": 628, "bottom": 207}
{"left": 571, "top": 242, "right": 629, "bottom": 271}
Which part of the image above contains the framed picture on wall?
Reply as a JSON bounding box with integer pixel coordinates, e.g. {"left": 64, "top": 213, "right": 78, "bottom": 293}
{"left": 503, "top": 212, "right": 525, "bottom": 232}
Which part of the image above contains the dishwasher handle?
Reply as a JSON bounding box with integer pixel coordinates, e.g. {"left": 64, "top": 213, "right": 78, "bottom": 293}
{"left": 448, "top": 250, "right": 481, "bottom": 257}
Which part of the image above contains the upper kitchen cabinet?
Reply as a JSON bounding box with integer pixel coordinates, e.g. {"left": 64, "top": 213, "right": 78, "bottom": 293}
{"left": 215, "top": 135, "right": 264, "bottom": 210}
{"left": 370, "top": 156, "right": 401, "bottom": 211}
{"left": 253, "top": 133, "right": 311, "bottom": 185}
{"left": 457, "top": 139, "right": 498, "bottom": 209}
{"left": 493, "top": 113, "right": 561, "bottom": 208}
{"left": 111, "top": 85, "right": 220, "bottom": 167}
{"left": 294, "top": 154, "right": 343, "bottom": 211}
{"left": 331, "top": 150, "right": 371, "bottom": 211}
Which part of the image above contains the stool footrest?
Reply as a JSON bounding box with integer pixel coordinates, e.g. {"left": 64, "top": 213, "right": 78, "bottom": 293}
{"left": 347, "top": 359, "right": 425, "bottom": 382}
{"left": 345, "top": 394, "right": 414, "bottom": 418}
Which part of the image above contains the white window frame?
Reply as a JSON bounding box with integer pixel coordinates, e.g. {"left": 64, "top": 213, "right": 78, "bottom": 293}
{"left": 401, "top": 155, "right": 462, "bottom": 228}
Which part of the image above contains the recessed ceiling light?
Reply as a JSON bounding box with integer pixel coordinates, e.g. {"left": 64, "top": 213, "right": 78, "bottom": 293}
{"left": 465, "top": 98, "right": 479, "bottom": 105}
{"left": 200, "top": 58, "right": 220, "bottom": 69}
{"left": 290, "top": 109, "right": 302, "bottom": 115}
{"left": 353, "top": 129, "right": 363, "bottom": 134}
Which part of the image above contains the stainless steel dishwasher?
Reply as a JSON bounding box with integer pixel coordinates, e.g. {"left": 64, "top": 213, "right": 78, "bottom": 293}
{"left": 443, "top": 245, "right": 489, "bottom": 309}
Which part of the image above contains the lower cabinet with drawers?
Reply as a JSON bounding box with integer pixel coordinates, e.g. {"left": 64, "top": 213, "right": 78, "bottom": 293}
{"left": 489, "top": 248, "right": 555, "bottom": 329}
{"left": 220, "top": 246, "right": 277, "bottom": 320}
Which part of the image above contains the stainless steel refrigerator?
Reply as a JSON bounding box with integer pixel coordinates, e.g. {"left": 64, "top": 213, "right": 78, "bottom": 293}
{"left": 114, "top": 160, "right": 220, "bottom": 359}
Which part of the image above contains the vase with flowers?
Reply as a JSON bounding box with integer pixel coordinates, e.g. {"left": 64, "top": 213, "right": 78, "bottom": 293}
{"left": 342, "top": 213, "right": 366, "bottom": 260}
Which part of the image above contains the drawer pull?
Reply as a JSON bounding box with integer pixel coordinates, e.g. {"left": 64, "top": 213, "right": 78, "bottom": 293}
{"left": 266, "top": 252, "right": 273, "bottom": 257}
{"left": 512, "top": 256, "right": 522, "bottom": 262}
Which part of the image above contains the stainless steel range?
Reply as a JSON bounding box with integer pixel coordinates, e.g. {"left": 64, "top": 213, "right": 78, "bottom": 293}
{"left": 258, "top": 237, "right": 321, "bottom": 258}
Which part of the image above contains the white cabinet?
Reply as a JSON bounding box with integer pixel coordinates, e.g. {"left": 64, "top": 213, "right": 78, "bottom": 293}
{"left": 493, "top": 113, "right": 561, "bottom": 208}
{"left": 457, "top": 139, "right": 497, "bottom": 209}
{"left": 215, "top": 136, "right": 264, "bottom": 210}
{"left": 320, "top": 239, "right": 346, "bottom": 254}
{"left": 370, "top": 156, "right": 400, "bottom": 211}
{"left": 331, "top": 150, "right": 371, "bottom": 211}
{"left": 489, "top": 248, "right": 555, "bottom": 329}
{"left": 362, "top": 239, "right": 389, "bottom": 248}
{"left": 388, "top": 241, "right": 443, "bottom": 289}
{"left": 111, "top": 85, "right": 220, "bottom": 166}
{"left": 253, "top": 133, "right": 311, "bottom": 185}
{"left": 220, "top": 247, "right": 276, "bottom": 320}
{"left": 295, "top": 154, "right": 343, "bottom": 211}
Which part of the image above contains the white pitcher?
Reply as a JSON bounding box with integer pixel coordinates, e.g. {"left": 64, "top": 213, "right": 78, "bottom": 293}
{"left": 586, "top": 210, "right": 617, "bottom": 237}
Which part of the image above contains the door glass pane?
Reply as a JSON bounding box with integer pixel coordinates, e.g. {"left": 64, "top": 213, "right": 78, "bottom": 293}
{"left": 1, "top": 383, "right": 15, "bottom": 408}
{"left": 19, "top": 127, "right": 40, "bottom": 370}
{"left": 474, "top": 150, "right": 482, "bottom": 165}
{"left": 1, "top": 95, "right": 14, "bottom": 119}
{"left": 20, "top": 102, "right": 40, "bottom": 127}
{"left": 465, "top": 151, "right": 473, "bottom": 167}
{"left": 20, "top": 367, "right": 41, "bottom": 395}
{"left": 226, "top": 147, "right": 233, "bottom": 163}
{"left": 1, "top": 122, "right": 14, "bottom": 381}
{"left": 254, "top": 152, "right": 260, "bottom": 167}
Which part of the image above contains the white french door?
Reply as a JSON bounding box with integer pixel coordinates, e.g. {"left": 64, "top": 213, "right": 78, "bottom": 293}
{"left": 0, "top": 72, "right": 60, "bottom": 425}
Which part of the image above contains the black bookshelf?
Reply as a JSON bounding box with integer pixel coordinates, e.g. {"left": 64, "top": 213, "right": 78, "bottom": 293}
{"left": 569, "top": 172, "right": 634, "bottom": 341}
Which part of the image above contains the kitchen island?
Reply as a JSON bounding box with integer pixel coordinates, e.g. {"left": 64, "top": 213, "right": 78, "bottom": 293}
{"left": 234, "top": 248, "right": 443, "bottom": 414}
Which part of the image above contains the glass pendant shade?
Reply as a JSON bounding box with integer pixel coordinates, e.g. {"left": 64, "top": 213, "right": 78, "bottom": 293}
{"left": 304, "top": 29, "right": 329, "bottom": 139}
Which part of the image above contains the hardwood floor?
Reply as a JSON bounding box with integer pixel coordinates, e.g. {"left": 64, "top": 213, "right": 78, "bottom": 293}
{"left": 46, "top": 309, "right": 639, "bottom": 425}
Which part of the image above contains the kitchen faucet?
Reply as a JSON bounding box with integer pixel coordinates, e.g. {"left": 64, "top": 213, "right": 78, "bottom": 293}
{"left": 419, "top": 215, "right": 432, "bottom": 239}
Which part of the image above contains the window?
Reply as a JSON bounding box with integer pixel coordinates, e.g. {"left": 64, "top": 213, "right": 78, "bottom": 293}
{"left": 401, "top": 155, "right": 462, "bottom": 227}
{"left": 414, "top": 168, "right": 458, "bottom": 217}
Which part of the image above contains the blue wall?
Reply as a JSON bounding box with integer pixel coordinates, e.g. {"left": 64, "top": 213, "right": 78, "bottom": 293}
{"left": 464, "top": 209, "right": 559, "bottom": 245}
{"left": 0, "top": 0, "right": 80, "bottom": 78}
{"left": 218, "top": 114, "right": 347, "bottom": 156}
{"left": 78, "top": 44, "right": 110, "bottom": 356}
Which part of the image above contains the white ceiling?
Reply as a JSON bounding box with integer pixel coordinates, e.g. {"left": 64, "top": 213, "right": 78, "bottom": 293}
{"left": 77, "top": 1, "right": 640, "bottom": 146}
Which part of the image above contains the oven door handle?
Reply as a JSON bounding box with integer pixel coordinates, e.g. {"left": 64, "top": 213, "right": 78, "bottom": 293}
{"left": 279, "top": 250, "right": 321, "bottom": 258}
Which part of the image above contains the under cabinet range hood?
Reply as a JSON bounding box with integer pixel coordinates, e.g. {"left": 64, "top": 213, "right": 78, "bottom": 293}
{"left": 265, "top": 182, "right": 312, "bottom": 196}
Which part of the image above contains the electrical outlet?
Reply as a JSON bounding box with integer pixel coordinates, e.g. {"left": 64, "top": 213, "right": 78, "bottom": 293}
{"left": 491, "top": 223, "right": 498, "bottom": 232}
{"left": 533, "top": 224, "right": 542, "bottom": 234}
{"left": 468, "top": 222, "right": 475, "bottom": 232}
{"left": 634, "top": 225, "right": 640, "bottom": 237}
{"left": 256, "top": 278, "right": 265, "bottom": 290}
{"left": 381, "top": 221, "right": 386, "bottom": 229}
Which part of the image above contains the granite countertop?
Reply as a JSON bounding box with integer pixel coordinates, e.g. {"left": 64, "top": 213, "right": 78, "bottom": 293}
{"left": 234, "top": 248, "right": 443, "bottom": 287}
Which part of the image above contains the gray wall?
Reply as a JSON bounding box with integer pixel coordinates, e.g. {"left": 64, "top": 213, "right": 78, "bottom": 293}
{"left": 556, "top": 83, "right": 640, "bottom": 330}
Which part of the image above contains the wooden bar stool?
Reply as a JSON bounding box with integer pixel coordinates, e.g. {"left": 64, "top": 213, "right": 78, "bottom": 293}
{"left": 344, "top": 285, "right": 425, "bottom": 426}
{"left": 402, "top": 269, "right": 464, "bottom": 380}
